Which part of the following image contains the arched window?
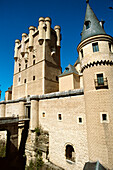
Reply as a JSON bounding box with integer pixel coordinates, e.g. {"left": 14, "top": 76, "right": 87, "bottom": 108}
{"left": 65, "top": 144, "right": 75, "bottom": 162}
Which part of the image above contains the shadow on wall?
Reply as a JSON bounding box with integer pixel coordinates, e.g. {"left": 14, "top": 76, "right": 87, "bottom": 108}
{"left": 0, "top": 120, "right": 29, "bottom": 170}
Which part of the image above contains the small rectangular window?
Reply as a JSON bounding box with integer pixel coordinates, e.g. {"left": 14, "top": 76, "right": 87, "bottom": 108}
{"left": 42, "top": 112, "right": 45, "bottom": 118}
{"left": 92, "top": 42, "right": 99, "bottom": 52}
{"left": 79, "top": 117, "right": 82, "bottom": 123}
{"left": 102, "top": 114, "right": 107, "bottom": 121}
{"left": 25, "top": 64, "right": 27, "bottom": 69}
{"left": 77, "top": 116, "right": 83, "bottom": 124}
{"left": 100, "top": 112, "right": 109, "bottom": 123}
{"left": 33, "top": 76, "right": 35, "bottom": 81}
{"left": 58, "top": 113, "right": 62, "bottom": 121}
{"left": 24, "top": 79, "right": 26, "bottom": 83}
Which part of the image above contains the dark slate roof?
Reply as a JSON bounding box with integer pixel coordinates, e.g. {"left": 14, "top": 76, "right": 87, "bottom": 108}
{"left": 83, "top": 161, "right": 106, "bottom": 170}
{"left": 81, "top": 2, "right": 106, "bottom": 41}
{"left": 59, "top": 64, "right": 79, "bottom": 77}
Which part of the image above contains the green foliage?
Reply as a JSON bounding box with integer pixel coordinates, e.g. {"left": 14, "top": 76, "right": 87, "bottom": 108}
{"left": 0, "top": 140, "right": 6, "bottom": 157}
{"left": 26, "top": 150, "right": 44, "bottom": 170}
{"left": 35, "top": 127, "right": 41, "bottom": 136}
{"left": 35, "top": 156, "right": 44, "bottom": 170}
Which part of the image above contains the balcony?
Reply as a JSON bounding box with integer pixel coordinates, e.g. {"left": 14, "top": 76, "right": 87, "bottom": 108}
{"left": 94, "top": 77, "right": 108, "bottom": 89}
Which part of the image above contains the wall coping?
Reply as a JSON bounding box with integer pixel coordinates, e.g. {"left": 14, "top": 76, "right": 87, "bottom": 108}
{"left": 0, "top": 89, "right": 84, "bottom": 104}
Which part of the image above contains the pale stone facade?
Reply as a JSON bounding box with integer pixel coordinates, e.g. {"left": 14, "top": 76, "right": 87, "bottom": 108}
{"left": 0, "top": 1, "right": 113, "bottom": 169}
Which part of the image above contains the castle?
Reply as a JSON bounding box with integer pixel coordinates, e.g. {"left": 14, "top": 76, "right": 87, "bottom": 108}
{"left": 0, "top": 1, "right": 113, "bottom": 169}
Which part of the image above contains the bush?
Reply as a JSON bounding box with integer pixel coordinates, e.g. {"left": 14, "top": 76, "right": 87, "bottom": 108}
{"left": 35, "top": 127, "right": 41, "bottom": 136}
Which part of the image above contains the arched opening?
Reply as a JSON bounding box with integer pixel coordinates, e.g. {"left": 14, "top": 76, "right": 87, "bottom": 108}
{"left": 65, "top": 144, "right": 75, "bottom": 162}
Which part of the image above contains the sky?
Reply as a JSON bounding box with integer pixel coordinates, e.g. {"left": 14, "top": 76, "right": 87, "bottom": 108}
{"left": 0, "top": 0, "right": 113, "bottom": 100}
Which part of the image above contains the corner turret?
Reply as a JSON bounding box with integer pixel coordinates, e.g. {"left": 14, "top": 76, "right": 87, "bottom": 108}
{"left": 77, "top": 1, "right": 113, "bottom": 169}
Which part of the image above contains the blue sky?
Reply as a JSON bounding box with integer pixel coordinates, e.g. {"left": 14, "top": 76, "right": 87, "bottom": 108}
{"left": 0, "top": 0, "right": 113, "bottom": 100}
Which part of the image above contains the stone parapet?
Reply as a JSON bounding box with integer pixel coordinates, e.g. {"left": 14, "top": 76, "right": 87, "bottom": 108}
{"left": 30, "top": 88, "right": 84, "bottom": 100}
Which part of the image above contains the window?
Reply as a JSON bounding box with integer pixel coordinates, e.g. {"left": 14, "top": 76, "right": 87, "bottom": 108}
{"left": 19, "top": 64, "right": 21, "bottom": 72}
{"left": 109, "top": 43, "right": 111, "bottom": 52}
{"left": 85, "top": 21, "right": 91, "bottom": 29}
{"left": 66, "top": 145, "right": 75, "bottom": 162}
{"left": 33, "top": 60, "right": 35, "bottom": 65}
{"left": 56, "top": 76, "right": 58, "bottom": 81}
{"left": 78, "top": 117, "right": 82, "bottom": 124}
{"left": 92, "top": 42, "right": 99, "bottom": 52}
{"left": 100, "top": 112, "right": 109, "bottom": 123}
{"left": 18, "top": 77, "right": 21, "bottom": 82}
{"left": 94, "top": 73, "right": 108, "bottom": 89}
{"left": 24, "top": 79, "right": 26, "bottom": 83}
{"left": 58, "top": 113, "right": 62, "bottom": 121}
{"left": 102, "top": 114, "right": 107, "bottom": 121}
{"left": 97, "top": 73, "right": 104, "bottom": 85}
{"left": 25, "top": 64, "right": 27, "bottom": 69}
{"left": 81, "top": 49, "right": 83, "bottom": 58}
{"left": 33, "top": 55, "right": 35, "bottom": 58}
{"left": 65, "top": 67, "right": 69, "bottom": 72}
{"left": 19, "top": 67, "right": 21, "bottom": 72}
{"left": 33, "top": 76, "right": 35, "bottom": 81}
{"left": 42, "top": 112, "right": 45, "bottom": 118}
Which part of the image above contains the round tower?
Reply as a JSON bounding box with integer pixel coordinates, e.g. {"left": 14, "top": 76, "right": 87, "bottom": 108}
{"left": 77, "top": 1, "right": 113, "bottom": 169}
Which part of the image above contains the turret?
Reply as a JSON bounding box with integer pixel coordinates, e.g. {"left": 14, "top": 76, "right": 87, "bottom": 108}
{"left": 77, "top": 1, "right": 113, "bottom": 169}
{"left": 45, "top": 17, "right": 51, "bottom": 40}
{"left": 21, "top": 33, "right": 27, "bottom": 55}
{"left": 28, "top": 26, "right": 35, "bottom": 51}
{"left": 14, "top": 39, "right": 20, "bottom": 60}
{"left": 38, "top": 17, "right": 45, "bottom": 43}
{"left": 54, "top": 25, "right": 61, "bottom": 46}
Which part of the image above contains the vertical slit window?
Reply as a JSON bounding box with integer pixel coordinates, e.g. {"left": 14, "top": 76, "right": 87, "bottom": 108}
{"left": 109, "top": 43, "right": 111, "bottom": 52}
{"left": 33, "top": 60, "right": 35, "bottom": 65}
{"left": 81, "top": 49, "right": 83, "bottom": 58}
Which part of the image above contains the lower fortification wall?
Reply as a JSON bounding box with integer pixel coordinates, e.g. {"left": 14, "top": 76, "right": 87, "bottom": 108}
{"left": 0, "top": 90, "right": 89, "bottom": 169}
{"left": 39, "top": 94, "right": 89, "bottom": 170}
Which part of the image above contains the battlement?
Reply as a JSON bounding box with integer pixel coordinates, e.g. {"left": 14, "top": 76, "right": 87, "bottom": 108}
{"left": 12, "top": 17, "right": 62, "bottom": 100}
{"left": 14, "top": 17, "right": 61, "bottom": 60}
